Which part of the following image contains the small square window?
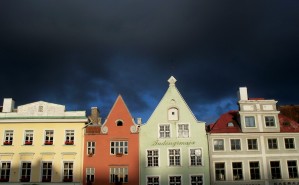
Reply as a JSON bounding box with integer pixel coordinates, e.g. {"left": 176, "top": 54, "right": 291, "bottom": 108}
{"left": 265, "top": 116, "right": 276, "bottom": 127}
{"left": 245, "top": 116, "right": 255, "bottom": 127}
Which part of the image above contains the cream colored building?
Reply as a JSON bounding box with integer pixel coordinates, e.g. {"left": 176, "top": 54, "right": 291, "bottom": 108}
{"left": 0, "top": 98, "right": 87, "bottom": 184}
{"left": 207, "top": 87, "right": 299, "bottom": 185}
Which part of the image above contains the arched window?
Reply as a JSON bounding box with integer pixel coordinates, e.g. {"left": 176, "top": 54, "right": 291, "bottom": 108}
{"left": 116, "top": 120, "right": 123, "bottom": 126}
{"left": 168, "top": 107, "right": 179, "bottom": 121}
{"left": 227, "top": 122, "right": 234, "bottom": 127}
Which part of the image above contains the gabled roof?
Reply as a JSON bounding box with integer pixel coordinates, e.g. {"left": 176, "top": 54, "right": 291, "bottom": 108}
{"left": 102, "top": 94, "right": 135, "bottom": 127}
{"left": 208, "top": 110, "right": 242, "bottom": 133}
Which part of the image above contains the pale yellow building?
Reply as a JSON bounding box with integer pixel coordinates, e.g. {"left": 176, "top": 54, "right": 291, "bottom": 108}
{"left": 0, "top": 98, "right": 87, "bottom": 184}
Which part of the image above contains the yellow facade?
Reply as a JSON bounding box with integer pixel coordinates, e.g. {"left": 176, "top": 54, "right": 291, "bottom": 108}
{"left": 0, "top": 99, "right": 87, "bottom": 184}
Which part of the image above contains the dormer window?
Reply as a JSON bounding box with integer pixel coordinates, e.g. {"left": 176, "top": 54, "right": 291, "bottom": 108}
{"left": 227, "top": 122, "right": 234, "bottom": 127}
{"left": 116, "top": 120, "right": 123, "bottom": 126}
{"left": 168, "top": 107, "right": 179, "bottom": 121}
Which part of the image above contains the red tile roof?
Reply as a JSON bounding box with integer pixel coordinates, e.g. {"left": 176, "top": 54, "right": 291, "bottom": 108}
{"left": 279, "top": 114, "right": 299, "bottom": 132}
{"left": 208, "top": 110, "right": 299, "bottom": 133}
{"left": 208, "top": 110, "right": 242, "bottom": 133}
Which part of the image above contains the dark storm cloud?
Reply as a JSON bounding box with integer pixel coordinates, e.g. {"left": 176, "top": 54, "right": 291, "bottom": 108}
{"left": 0, "top": 0, "right": 298, "bottom": 123}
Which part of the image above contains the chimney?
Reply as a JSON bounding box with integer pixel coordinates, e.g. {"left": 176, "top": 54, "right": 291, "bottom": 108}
{"left": 238, "top": 87, "right": 248, "bottom": 101}
{"left": 2, "top": 98, "right": 15, "bottom": 112}
{"left": 90, "top": 107, "right": 100, "bottom": 124}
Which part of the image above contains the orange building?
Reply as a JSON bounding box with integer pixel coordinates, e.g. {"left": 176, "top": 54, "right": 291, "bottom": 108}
{"left": 83, "top": 95, "right": 140, "bottom": 185}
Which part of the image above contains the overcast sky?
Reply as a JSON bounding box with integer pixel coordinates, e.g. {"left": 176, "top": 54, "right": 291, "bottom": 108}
{"left": 0, "top": 1, "right": 298, "bottom": 124}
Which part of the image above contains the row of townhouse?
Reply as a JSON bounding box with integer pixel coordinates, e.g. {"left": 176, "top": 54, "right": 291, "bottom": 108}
{"left": 0, "top": 76, "right": 298, "bottom": 185}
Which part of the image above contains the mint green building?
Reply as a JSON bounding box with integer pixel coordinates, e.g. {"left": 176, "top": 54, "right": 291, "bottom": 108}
{"left": 139, "top": 76, "right": 210, "bottom": 185}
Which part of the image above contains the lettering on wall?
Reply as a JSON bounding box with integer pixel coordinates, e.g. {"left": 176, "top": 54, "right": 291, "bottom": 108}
{"left": 152, "top": 140, "right": 196, "bottom": 147}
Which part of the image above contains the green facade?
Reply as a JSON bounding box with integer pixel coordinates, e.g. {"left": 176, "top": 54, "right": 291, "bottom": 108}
{"left": 140, "top": 76, "right": 210, "bottom": 185}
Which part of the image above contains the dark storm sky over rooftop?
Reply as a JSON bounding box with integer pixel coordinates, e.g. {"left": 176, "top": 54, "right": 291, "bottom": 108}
{"left": 0, "top": 1, "right": 298, "bottom": 123}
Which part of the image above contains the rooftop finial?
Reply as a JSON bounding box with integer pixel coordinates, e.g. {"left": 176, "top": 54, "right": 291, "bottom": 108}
{"left": 168, "top": 76, "right": 177, "bottom": 86}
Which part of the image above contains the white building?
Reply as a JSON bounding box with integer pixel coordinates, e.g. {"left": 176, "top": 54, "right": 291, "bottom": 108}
{"left": 207, "top": 87, "right": 299, "bottom": 185}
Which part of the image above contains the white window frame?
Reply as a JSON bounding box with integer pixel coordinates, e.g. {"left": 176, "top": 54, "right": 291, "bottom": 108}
{"left": 147, "top": 149, "right": 159, "bottom": 167}
{"left": 109, "top": 167, "right": 128, "bottom": 183}
{"left": 24, "top": 130, "right": 34, "bottom": 145}
{"left": 44, "top": 130, "right": 54, "bottom": 145}
{"left": 244, "top": 116, "right": 256, "bottom": 128}
{"left": 284, "top": 137, "right": 296, "bottom": 149}
{"left": 214, "top": 162, "right": 226, "bottom": 181}
{"left": 189, "top": 174, "right": 204, "bottom": 185}
{"left": 159, "top": 124, "right": 171, "bottom": 138}
{"left": 264, "top": 115, "right": 276, "bottom": 127}
{"left": 65, "top": 130, "right": 74, "bottom": 145}
{"left": 0, "top": 161, "right": 11, "bottom": 182}
{"left": 86, "top": 168, "right": 95, "bottom": 183}
{"left": 168, "top": 149, "right": 181, "bottom": 166}
{"left": 62, "top": 161, "right": 73, "bottom": 182}
{"left": 20, "top": 161, "right": 31, "bottom": 182}
{"left": 213, "top": 139, "right": 225, "bottom": 151}
{"left": 270, "top": 160, "right": 281, "bottom": 179}
{"left": 110, "top": 141, "right": 128, "bottom": 155}
{"left": 87, "top": 141, "right": 96, "bottom": 155}
{"left": 267, "top": 138, "right": 279, "bottom": 150}
{"left": 287, "top": 160, "right": 299, "bottom": 179}
{"left": 247, "top": 138, "right": 258, "bottom": 150}
{"left": 230, "top": 139, "right": 241, "bottom": 151}
{"left": 189, "top": 148, "right": 203, "bottom": 166}
{"left": 146, "top": 176, "right": 160, "bottom": 185}
{"left": 232, "top": 161, "right": 243, "bottom": 181}
{"left": 3, "top": 130, "right": 13, "bottom": 145}
{"left": 168, "top": 175, "right": 182, "bottom": 185}
{"left": 177, "top": 123, "right": 189, "bottom": 138}
{"left": 41, "top": 161, "right": 52, "bottom": 182}
{"left": 249, "top": 161, "right": 261, "bottom": 180}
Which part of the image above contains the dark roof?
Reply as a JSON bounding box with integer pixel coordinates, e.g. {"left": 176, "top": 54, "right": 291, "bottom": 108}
{"left": 278, "top": 105, "right": 299, "bottom": 122}
{"left": 208, "top": 110, "right": 242, "bottom": 133}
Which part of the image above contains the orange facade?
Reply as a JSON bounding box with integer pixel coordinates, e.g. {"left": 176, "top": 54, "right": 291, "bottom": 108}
{"left": 83, "top": 95, "right": 139, "bottom": 185}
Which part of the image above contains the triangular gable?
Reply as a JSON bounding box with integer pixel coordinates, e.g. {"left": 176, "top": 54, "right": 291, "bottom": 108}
{"left": 146, "top": 76, "right": 200, "bottom": 124}
{"left": 103, "top": 95, "right": 135, "bottom": 127}
{"left": 17, "top": 101, "right": 65, "bottom": 116}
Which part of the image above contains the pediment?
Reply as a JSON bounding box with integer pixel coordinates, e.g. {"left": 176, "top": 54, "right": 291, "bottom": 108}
{"left": 17, "top": 101, "right": 65, "bottom": 116}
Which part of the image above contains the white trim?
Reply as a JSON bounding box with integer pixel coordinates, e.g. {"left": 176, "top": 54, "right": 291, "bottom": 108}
{"left": 145, "top": 148, "right": 160, "bottom": 167}
{"left": 188, "top": 147, "right": 204, "bottom": 167}
{"left": 176, "top": 123, "right": 190, "bottom": 138}
{"left": 145, "top": 175, "right": 161, "bottom": 185}
{"left": 246, "top": 138, "right": 259, "bottom": 151}
{"left": 168, "top": 174, "right": 183, "bottom": 184}
{"left": 243, "top": 115, "right": 257, "bottom": 128}
{"left": 212, "top": 138, "right": 225, "bottom": 152}
{"left": 158, "top": 123, "right": 171, "bottom": 139}
{"left": 247, "top": 160, "right": 262, "bottom": 180}
{"left": 231, "top": 161, "right": 244, "bottom": 181}
{"left": 213, "top": 161, "right": 226, "bottom": 181}
{"left": 283, "top": 137, "right": 296, "bottom": 150}
{"left": 167, "top": 147, "right": 182, "bottom": 167}
{"left": 40, "top": 160, "right": 53, "bottom": 182}
{"left": 189, "top": 173, "right": 204, "bottom": 185}
{"left": 0, "top": 118, "right": 87, "bottom": 123}
{"left": 263, "top": 115, "right": 278, "bottom": 128}
{"left": 229, "top": 138, "right": 242, "bottom": 151}
{"left": 265, "top": 137, "right": 279, "bottom": 150}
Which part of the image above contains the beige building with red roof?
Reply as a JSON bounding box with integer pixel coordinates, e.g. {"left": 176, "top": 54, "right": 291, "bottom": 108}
{"left": 207, "top": 87, "right": 299, "bottom": 185}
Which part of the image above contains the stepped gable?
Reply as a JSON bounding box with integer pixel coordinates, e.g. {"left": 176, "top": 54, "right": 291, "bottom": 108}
{"left": 208, "top": 110, "right": 241, "bottom": 133}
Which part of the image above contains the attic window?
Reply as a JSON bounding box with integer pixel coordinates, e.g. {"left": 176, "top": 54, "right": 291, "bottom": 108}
{"left": 38, "top": 106, "right": 43, "bottom": 112}
{"left": 168, "top": 107, "right": 179, "bottom": 121}
{"left": 116, "top": 120, "right": 123, "bottom": 126}
{"left": 227, "top": 122, "right": 234, "bottom": 127}
{"left": 283, "top": 121, "right": 290, "bottom": 126}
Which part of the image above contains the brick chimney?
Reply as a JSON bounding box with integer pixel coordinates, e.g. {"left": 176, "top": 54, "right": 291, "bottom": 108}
{"left": 90, "top": 107, "right": 100, "bottom": 125}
